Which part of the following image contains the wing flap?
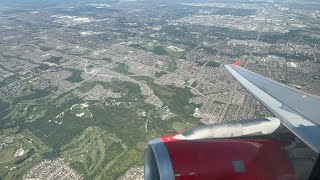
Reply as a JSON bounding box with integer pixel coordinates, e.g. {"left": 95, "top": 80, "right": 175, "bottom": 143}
{"left": 225, "top": 64, "right": 320, "bottom": 153}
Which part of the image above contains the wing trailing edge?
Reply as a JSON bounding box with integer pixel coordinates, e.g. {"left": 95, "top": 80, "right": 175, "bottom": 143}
{"left": 225, "top": 64, "right": 320, "bottom": 153}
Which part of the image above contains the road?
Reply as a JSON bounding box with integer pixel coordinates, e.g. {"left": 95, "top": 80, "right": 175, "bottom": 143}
{"left": 218, "top": 8, "right": 271, "bottom": 123}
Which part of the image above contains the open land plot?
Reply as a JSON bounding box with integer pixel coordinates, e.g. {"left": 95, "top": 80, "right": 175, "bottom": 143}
{"left": 0, "top": 130, "right": 50, "bottom": 180}
{"left": 61, "top": 127, "right": 126, "bottom": 179}
{"left": 0, "top": 77, "right": 190, "bottom": 179}
{"left": 132, "top": 76, "right": 201, "bottom": 131}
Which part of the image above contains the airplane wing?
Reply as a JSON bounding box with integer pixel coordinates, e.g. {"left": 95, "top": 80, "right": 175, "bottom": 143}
{"left": 225, "top": 64, "right": 320, "bottom": 153}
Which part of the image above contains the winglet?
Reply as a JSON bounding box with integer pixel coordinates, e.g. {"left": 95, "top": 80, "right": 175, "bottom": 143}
{"left": 233, "top": 60, "right": 241, "bottom": 66}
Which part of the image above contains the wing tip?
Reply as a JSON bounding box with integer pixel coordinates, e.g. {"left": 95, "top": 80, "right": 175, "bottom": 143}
{"left": 233, "top": 60, "right": 241, "bottom": 66}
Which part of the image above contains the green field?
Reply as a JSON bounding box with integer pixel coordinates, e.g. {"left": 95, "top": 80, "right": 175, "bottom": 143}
{"left": 113, "top": 62, "right": 134, "bottom": 75}
{"left": 164, "top": 47, "right": 184, "bottom": 60}
{"left": 206, "top": 61, "right": 221, "bottom": 68}
{"left": 129, "top": 43, "right": 184, "bottom": 71}
{"left": 39, "top": 46, "right": 54, "bottom": 52}
{"left": 45, "top": 56, "right": 63, "bottom": 64}
{"left": 0, "top": 130, "right": 50, "bottom": 180}
{"left": 132, "top": 76, "right": 200, "bottom": 118}
{"left": 61, "top": 127, "right": 127, "bottom": 179}
{"left": 155, "top": 71, "right": 168, "bottom": 78}
{"left": 134, "top": 44, "right": 185, "bottom": 60}
{"left": 56, "top": 46, "right": 92, "bottom": 57}
{"left": 65, "top": 69, "right": 84, "bottom": 83}
{"left": 0, "top": 145, "right": 16, "bottom": 163}
{"left": 132, "top": 76, "right": 201, "bottom": 133}
{"left": 69, "top": 104, "right": 92, "bottom": 118}
{"left": 0, "top": 75, "right": 201, "bottom": 179}
{"left": 172, "top": 121, "right": 194, "bottom": 133}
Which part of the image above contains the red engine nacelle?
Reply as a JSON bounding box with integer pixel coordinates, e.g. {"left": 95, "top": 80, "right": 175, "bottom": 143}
{"left": 144, "top": 118, "right": 296, "bottom": 180}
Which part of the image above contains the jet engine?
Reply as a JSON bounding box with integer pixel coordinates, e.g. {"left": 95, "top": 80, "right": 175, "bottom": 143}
{"left": 144, "top": 117, "right": 297, "bottom": 180}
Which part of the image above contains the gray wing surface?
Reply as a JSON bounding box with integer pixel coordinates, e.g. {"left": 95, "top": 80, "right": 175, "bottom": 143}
{"left": 225, "top": 64, "right": 320, "bottom": 153}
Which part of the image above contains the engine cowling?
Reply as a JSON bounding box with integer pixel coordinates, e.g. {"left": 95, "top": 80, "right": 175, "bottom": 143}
{"left": 144, "top": 117, "right": 295, "bottom": 180}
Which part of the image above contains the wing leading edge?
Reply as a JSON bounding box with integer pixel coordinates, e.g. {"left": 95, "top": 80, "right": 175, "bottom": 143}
{"left": 225, "top": 64, "right": 320, "bottom": 153}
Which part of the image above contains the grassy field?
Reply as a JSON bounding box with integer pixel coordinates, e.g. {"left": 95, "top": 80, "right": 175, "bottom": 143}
{"left": 163, "top": 47, "right": 184, "bottom": 60}
{"left": 152, "top": 46, "right": 182, "bottom": 71}
{"left": 45, "top": 56, "right": 63, "bottom": 64}
{"left": 132, "top": 76, "right": 200, "bottom": 118}
{"left": 113, "top": 62, "right": 134, "bottom": 75}
{"left": 1, "top": 86, "right": 57, "bottom": 131}
{"left": 39, "top": 46, "right": 54, "bottom": 52}
{"left": 0, "top": 130, "right": 50, "bottom": 180}
{"left": 100, "top": 149, "right": 142, "bottom": 180}
{"left": 129, "top": 43, "right": 184, "bottom": 71}
{"left": 172, "top": 121, "right": 194, "bottom": 133}
{"left": 6, "top": 80, "right": 151, "bottom": 179}
{"left": 132, "top": 76, "right": 201, "bottom": 133}
{"left": 61, "top": 127, "right": 127, "bottom": 179}
{"left": 65, "top": 69, "right": 84, "bottom": 83}
{"left": 55, "top": 46, "right": 92, "bottom": 57}
{"left": 206, "top": 61, "right": 221, "bottom": 68}
{"left": 0, "top": 76, "right": 201, "bottom": 179}
{"left": 0, "top": 145, "right": 16, "bottom": 163}
{"left": 155, "top": 71, "right": 168, "bottom": 78}
{"left": 70, "top": 104, "right": 92, "bottom": 118}
{"left": 132, "top": 43, "right": 184, "bottom": 60}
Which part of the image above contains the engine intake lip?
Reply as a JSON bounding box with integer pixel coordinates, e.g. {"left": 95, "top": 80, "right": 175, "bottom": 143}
{"left": 144, "top": 138, "right": 175, "bottom": 180}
